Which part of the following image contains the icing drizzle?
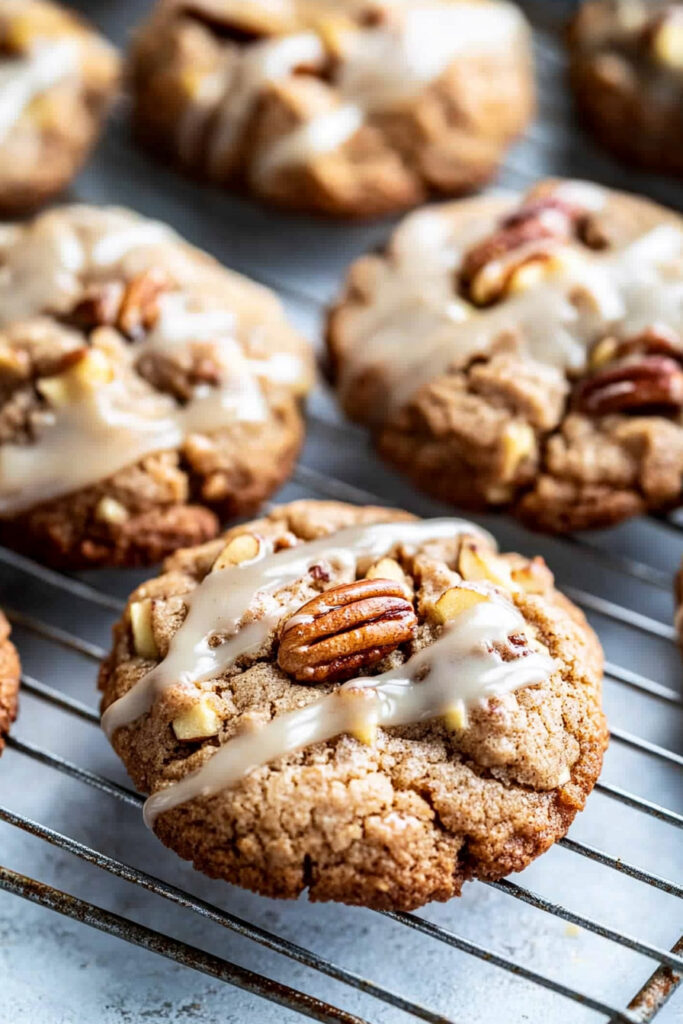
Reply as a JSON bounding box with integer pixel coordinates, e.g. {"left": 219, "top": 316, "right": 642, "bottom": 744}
{"left": 0, "top": 207, "right": 307, "bottom": 515}
{"left": 179, "top": 0, "right": 529, "bottom": 178}
{"left": 336, "top": 183, "right": 683, "bottom": 421}
{"left": 98, "top": 515, "right": 554, "bottom": 824}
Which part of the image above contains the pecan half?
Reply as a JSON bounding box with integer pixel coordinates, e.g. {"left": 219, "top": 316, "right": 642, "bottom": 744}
{"left": 459, "top": 195, "right": 604, "bottom": 307}
{"left": 573, "top": 355, "right": 683, "bottom": 415}
{"left": 278, "top": 578, "right": 417, "bottom": 683}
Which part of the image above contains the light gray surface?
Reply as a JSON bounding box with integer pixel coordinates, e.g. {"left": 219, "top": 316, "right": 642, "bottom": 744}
{"left": 0, "top": 2, "right": 682, "bottom": 1022}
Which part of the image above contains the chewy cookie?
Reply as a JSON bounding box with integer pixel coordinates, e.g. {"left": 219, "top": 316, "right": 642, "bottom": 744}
{"left": 99, "top": 500, "right": 606, "bottom": 910}
{"left": 0, "top": 206, "right": 313, "bottom": 567}
{"left": 568, "top": 0, "right": 683, "bottom": 176}
{"left": 0, "top": 0, "right": 119, "bottom": 216}
{"left": 0, "top": 611, "right": 19, "bottom": 756}
{"left": 327, "top": 178, "right": 683, "bottom": 532}
{"left": 129, "top": 0, "right": 534, "bottom": 218}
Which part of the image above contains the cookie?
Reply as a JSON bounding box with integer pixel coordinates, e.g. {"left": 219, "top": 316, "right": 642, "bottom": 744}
{"left": 99, "top": 499, "right": 607, "bottom": 911}
{"left": 0, "top": 206, "right": 313, "bottom": 568}
{"left": 567, "top": 0, "right": 683, "bottom": 176}
{"left": 0, "top": 1, "right": 120, "bottom": 216}
{"left": 0, "top": 611, "right": 20, "bottom": 756}
{"left": 327, "top": 178, "right": 683, "bottom": 533}
{"left": 129, "top": 0, "right": 534, "bottom": 218}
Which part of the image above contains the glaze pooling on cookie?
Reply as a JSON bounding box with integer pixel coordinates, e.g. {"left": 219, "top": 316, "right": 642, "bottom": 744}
{"left": 102, "top": 517, "right": 492, "bottom": 737}
{"left": 131, "top": 0, "right": 533, "bottom": 217}
{"left": 245, "top": 2, "right": 526, "bottom": 182}
{"left": 143, "top": 593, "right": 553, "bottom": 825}
{"left": 328, "top": 180, "right": 683, "bottom": 531}
{"left": 335, "top": 182, "right": 683, "bottom": 420}
{"left": 0, "top": 206, "right": 309, "bottom": 516}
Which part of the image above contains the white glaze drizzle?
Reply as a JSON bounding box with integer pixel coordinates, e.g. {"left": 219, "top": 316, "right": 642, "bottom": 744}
{"left": 337, "top": 185, "right": 683, "bottom": 422}
{"left": 0, "top": 38, "right": 79, "bottom": 146}
{"left": 143, "top": 591, "right": 554, "bottom": 825}
{"left": 0, "top": 207, "right": 307, "bottom": 515}
{"left": 102, "top": 517, "right": 491, "bottom": 738}
{"left": 206, "top": 30, "right": 326, "bottom": 172}
{"left": 196, "top": 0, "right": 528, "bottom": 178}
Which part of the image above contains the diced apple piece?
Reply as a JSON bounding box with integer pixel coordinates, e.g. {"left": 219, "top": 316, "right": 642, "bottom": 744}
{"left": 95, "top": 496, "right": 129, "bottom": 525}
{"left": 212, "top": 533, "right": 261, "bottom": 571}
{"left": 511, "top": 557, "right": 553, "bottom": 594}
{"left": 433, "top": 586, "right": 488, "bottom": 624}
{"left": 500, "top": 422, "right": 535, "bottom": 481}
{"left": 129, "top": 599, "right": 159, "bottom": 660}
{"left": 443, "top": 703, "right": 469, "bottom": 731}
{"left": 37, "top": 349, "right": 114, "bottom": 406}
{"left": 458, "top": 541, "right": 516, "bottom": 591}
{"left": 365, "top": 557, "right": 411, "bottom": 593}
{"left": 172, "top": 696, "right": 221, "bottom": 741}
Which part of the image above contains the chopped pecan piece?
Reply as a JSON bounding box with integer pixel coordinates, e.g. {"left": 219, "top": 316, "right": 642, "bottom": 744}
{"left": 65, "top": 269, "right": 171, "bottom": 339}
{"left": 573, "top": 355, "right": 683, "bottom": 416}
{"left": 278, "top": 578, "right": 417, "bottom": 683}
{"left": 118, "top": 268, "right": 170, "bottom": 340}
{"left": 67, "top": 282, "right": 125, "bottom": 331}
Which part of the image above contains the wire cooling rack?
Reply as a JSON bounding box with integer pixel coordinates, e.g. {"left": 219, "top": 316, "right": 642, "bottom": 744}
{"left": 1, "top": 1, "right": 682, "bottom": 1021}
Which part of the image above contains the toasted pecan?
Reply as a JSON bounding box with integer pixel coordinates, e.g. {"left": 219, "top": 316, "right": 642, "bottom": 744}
{"left": 278, "top": 578, "right": 417, "bottom": 683}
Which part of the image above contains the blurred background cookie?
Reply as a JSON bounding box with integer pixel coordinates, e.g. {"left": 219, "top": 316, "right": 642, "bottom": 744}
{"left": 327, "top": 178, "right": 683, "bottom": 532}
{"left": 99, "top": 500, "right": 606, "bottom": 910}
{"left": 0, "top": 205, "right": 313, "bottom": 567}
{"left": 129, "top": 0, "right": 535, "bottom": 218}
{"left": 567, "top": 0, "right": 683, "bottom": 176}
{"left": 0, "top": 0, "right": 120, "bottom": 216}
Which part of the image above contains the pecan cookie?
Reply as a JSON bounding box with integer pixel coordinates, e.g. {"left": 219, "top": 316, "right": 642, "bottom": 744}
{"left": 568, "top": 0, "right": 683, "bottom": 176}
{"left": 129, "top": 0, "right": 534, "bottom": 218}
{"left": 99, "top": 500, "right": 606, "bottom": 910}
{"left": 0, "top": 206, "right": 313, "bottom": 568}
{"left": 327, "top": 178, "right": 683, "bottom": 532}
{"left": 0, "top": 0, "right": 119, "bottom": 216}
{"left": 0, "top": 611, "right": 19, "bottom": 756}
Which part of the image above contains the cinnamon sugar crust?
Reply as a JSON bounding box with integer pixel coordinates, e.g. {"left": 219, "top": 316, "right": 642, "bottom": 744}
{"left": 99, "top": 500, "right": 607, "bottom": 910}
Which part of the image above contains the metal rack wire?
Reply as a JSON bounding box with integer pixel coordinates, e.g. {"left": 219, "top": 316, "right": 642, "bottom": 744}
{"left": 1, "top": 1, "right": 682, "bottom": 1020}
{"left": 1, "top": 443, "right": 682, "bottom": 1023}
